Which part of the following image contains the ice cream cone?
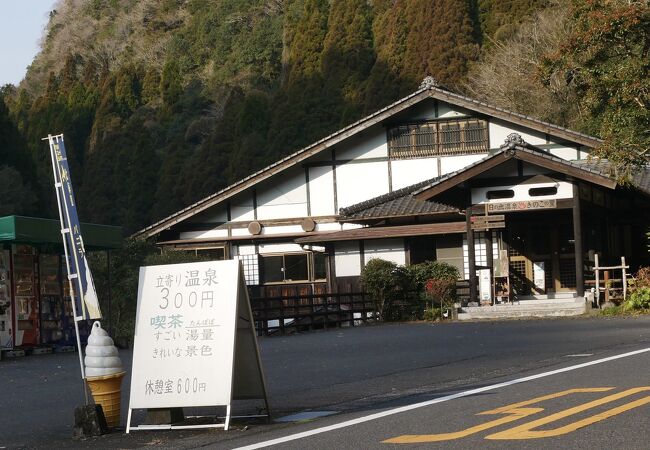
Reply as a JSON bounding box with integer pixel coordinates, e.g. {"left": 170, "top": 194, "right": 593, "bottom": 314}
{"left": 86, "top": 371, "right": 126, "bottom": 428}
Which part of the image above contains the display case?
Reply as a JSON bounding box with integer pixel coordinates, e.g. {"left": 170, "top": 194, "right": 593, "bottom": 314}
{"left": 39, "top": 254, "right": 65, "bottom": 344}
{"left": 13, "top": 245, "right": 39, "bottom": 346}
{"left": 0, "top": 250, "right": 12, "bottom": 349}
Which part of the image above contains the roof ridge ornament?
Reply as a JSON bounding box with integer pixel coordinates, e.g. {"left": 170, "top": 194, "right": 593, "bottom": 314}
{"left": 419, "top": 76, "right": 442, "bottom": 90}
{"left": 505, "top": 133, "right": 526, "bottom": 147}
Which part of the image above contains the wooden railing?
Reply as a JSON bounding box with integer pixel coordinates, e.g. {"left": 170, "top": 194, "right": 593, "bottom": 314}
{"left": 249, "top": 292, "right": 374, "bottom": 336}
{"left": 249, "top": 280, "right": 472, "bottom": 335}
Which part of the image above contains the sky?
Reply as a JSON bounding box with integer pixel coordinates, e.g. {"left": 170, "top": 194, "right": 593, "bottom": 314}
{"left": 0, "top": 0, "right": 58, "bottom": 86}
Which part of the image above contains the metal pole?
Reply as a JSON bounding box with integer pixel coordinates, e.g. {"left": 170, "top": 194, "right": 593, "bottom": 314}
{"left": 622, "top": 256, "right": 627, "bottom": 301}
{"left": 45, "top": 134, "right": 88, "bottom": 405}
{"left": 595, "top": 253, "right": 600, "bottom": 307}
{"left": 107, "top": 249, "right": 112, "bottom": 337}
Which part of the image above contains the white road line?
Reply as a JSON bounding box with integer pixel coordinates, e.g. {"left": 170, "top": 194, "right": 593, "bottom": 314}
{"left": 233, "top": 346, "right": 650, "bottom": 450}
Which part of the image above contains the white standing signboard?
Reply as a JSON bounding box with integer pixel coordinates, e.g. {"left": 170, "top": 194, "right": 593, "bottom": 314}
{"left": 126, "top": 260, "right": 269, "bottom": 432}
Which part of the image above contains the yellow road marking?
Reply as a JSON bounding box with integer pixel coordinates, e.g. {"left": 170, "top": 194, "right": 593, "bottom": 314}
{"left": 487, "top": 387, "right": 650, "bottom": 440}
{"left": 383, "top": 388, "right": 612, "bottom": 443}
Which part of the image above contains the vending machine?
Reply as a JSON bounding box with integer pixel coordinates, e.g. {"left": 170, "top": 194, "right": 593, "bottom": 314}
{"left": 0, "top": 250, "right": 12, "bottom": 350}
{"left": 39, "top": 254, "right": 64, "bottom": 344}
{"left": 12, "top": 245, "right": 39, "bottom": 347}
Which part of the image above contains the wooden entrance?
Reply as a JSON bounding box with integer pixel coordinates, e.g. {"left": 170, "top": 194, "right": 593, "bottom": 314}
{"left": 507, "top": 219, "right": 576, "bottom": 297}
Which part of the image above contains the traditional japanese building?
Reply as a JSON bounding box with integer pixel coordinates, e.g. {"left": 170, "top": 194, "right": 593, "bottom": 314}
{"left": 135, "top": 78, "right": 650, "bottom": 319}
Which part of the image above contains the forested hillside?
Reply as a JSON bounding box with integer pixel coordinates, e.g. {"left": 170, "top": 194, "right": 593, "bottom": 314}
{"left": 0, "top": 0, "right": 646, "bottom": 233}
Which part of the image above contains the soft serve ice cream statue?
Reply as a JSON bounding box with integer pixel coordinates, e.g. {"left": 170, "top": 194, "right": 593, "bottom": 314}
{"left": 85, "top": 321, "right": 123, "bottom": 377}
{"left": 84, "top": 321, "right": 126, "bottom": 427}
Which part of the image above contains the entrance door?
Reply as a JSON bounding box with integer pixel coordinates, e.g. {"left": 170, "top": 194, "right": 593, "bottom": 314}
{"left": 507, "top": 222, "right": 556, "bottom": 297}
{"left": 553, "top": 224, "right": 577, "bottom": 292}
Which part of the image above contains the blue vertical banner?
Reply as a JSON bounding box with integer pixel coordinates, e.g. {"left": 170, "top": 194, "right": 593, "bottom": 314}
{"left": 47, "top": 134, "right": 102, "bottom": 320}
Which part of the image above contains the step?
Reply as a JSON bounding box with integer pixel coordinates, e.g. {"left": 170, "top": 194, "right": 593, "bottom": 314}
{"left": 1, "top": 349, "right": 26, "bottom": 358}
{"left": 458, "top": 301, "right": 588, "bottom": 320}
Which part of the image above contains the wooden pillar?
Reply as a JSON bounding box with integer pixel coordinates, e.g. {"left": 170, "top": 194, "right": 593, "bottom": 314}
{"left": 325, "top": 244, "right": 337, "bottom": 294}
{"left": 572, "top": 183, "right": 585, "bottom": 297}
{"left": 485, "top": 230, "right": 493, "bottom": 304}
{"left": 485, "top": 230, "right": 493, "bottom": 269}
{"left": 466, "top": 209, "right": 477, "bottom": 303}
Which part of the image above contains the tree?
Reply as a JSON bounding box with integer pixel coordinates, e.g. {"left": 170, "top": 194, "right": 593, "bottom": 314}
{"left": 463, "top": 5, "right": 578, "bottom": 127}
{"left": 0, "top": 166, "right": 38, "bottom": 216}
{"left": 541, "top": 0, "right": 650, "bottom": 175}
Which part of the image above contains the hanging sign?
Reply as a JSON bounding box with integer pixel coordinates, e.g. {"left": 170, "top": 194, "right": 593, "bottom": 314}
{"left": 47, "top": 134, "right": 101, "bottom": 320}
{"left": 127, "top": 260, "right": 269, "bottom": 432}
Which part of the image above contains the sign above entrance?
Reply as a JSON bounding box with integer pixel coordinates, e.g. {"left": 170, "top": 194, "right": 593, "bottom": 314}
{"left": 471, "top": 214, "right": 505, "bottom": 231}
{"left": 487, "top": 199, "right": 557, "bottom": 213}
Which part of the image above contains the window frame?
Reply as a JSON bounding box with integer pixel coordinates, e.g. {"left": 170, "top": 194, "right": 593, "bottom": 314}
{"left": 258, "top": 251, "right": 325, "bottom": 285}
{"left": 387, "top": 118, "right": 489, "bottom": 159}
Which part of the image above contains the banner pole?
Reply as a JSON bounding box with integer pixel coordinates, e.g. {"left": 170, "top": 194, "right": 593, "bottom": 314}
{"left": 45, "top": 134, "right": 88, "bottom": 405}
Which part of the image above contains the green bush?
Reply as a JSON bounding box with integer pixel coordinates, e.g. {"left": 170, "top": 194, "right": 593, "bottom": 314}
{"left": 408, "top": 260, "right": 460, "bottom": 288}
{"left": 360, "top": 259, "right": 399, "bottom": 321}
{"left": 600, "top": 305, "right": 624, "bottom": 316}
{"left": 360, "top": 258, "right": 459, "bottom": 322}
{"left": 624, "top": 287, "right": 650, "bottom": 311}
{"left": 423, "top": 306, "right": 442, "bottom": 321}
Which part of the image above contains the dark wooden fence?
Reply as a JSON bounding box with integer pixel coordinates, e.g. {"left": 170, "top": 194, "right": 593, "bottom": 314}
{"left": 249, "top": 280, "right": 472, "bottom": 336}
{"left": 249, "top": 291, "right": 374, "bottom": 335}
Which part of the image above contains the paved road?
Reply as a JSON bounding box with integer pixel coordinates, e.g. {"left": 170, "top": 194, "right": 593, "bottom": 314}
{"left": 1, "top": 315, "right": 650, "bottom": 448}
{"left": 228, "top": 347, "right": 650, "bottom": 449}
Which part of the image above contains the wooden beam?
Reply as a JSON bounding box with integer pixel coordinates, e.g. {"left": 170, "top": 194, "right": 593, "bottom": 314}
{"left": 295, "top": 221, "right": 468, "bottom": 243}
{"left": 573, "top": 183, "right": 585, "bottom": 297}
{"left": 466, "top": 209, "right": 478, "bottom": 303}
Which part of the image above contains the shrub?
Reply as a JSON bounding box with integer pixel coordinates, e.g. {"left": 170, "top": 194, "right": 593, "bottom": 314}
{"left": 423, "top": 306, "right": 442, "bottom": 321}
{"left": 632, "top": 267, "right": 650, "bottom": 289}
{"left": 408, "top": 260, "right": 460, "bottom": 288}
{"left": 624, "top": 287, "right": 650, "bottom": 311}
{"left": 360, "top": 258, "right": 460, "bottom": 322}
{"left": 360, "top": 259, "right": 399, "bottom": 321}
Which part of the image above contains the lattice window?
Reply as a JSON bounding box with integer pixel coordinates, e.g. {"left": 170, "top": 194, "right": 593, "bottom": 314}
{"left": 463, "top": 232, "right": 500, "bottom": 279}
{"left": 509, "top": 260, "right": 529, "bottom": 295}
{"left": 559, "top": 259, "right": 577, "bottom": 289}
{"left": 388, "top": 119, "right": 488, "bottom": 159}
{"left": 237, "top": 254, "right": 259, "bottom": 285}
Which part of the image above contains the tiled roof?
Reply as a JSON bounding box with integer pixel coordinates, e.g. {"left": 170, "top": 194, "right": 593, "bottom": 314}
{"left": 572, "top": 159, "right": 650, "bottom": 195}
{"left": 340, "top": 196, "right": 458, "bottom": 221}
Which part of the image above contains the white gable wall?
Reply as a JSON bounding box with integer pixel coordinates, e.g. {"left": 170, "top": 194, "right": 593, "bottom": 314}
{"left": 391, "top": 158, "right": 439, "bottom": 190}
{"left": 440, "top": 154, "right": 485, "bottom": 174}
{"left": 335, "top": 127, "right": 388, "bottom": 160}
{"left": 230, "top": 192, "right": 255, "bottom": 222}
{"left": 437, "top": 102, "right": 470, "bottom": 118}
{"left": 490, "top": 119, "right": 547, "bottom": 147}
{"left": 336, "top": 161, "right": 390, "bottom": 209}
{"left": 363, "top": 239, "right": 406, "bottom": 266}
{"left": 308, "top": 166, "right": 336, "bottom": 216}
{"left": 256, "top": 167, "right": 308, "bottom": 220}
{"left": 335, "top": 241, "right": 362, "bottom": 276}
